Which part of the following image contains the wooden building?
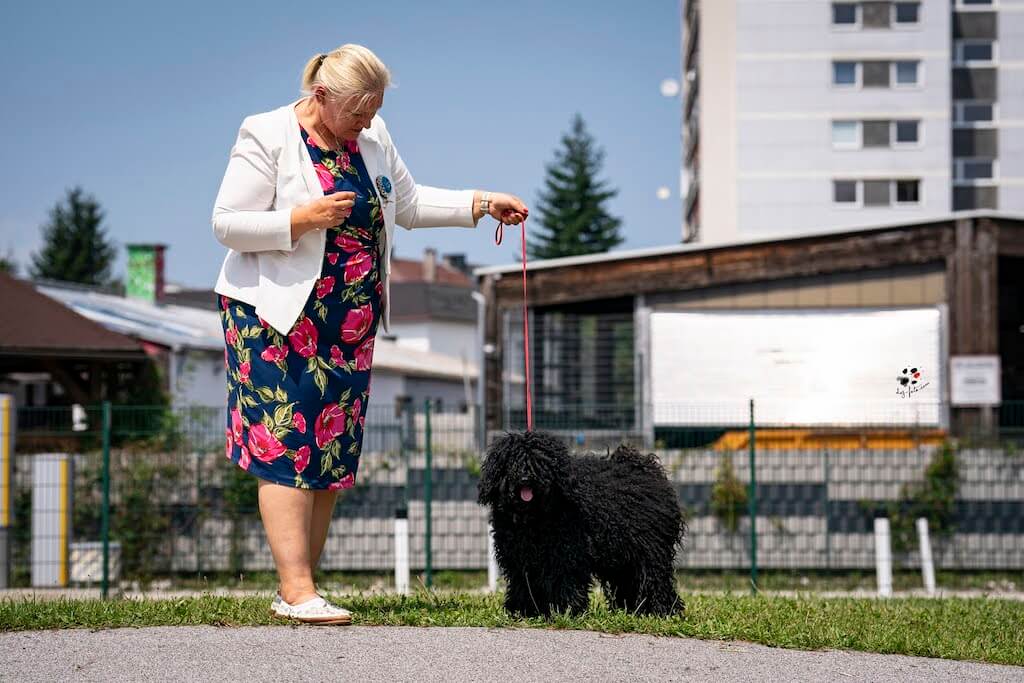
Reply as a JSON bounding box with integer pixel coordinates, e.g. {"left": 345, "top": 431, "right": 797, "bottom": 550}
{"left": 475, "top": 212, "right": 1024, "bottom": 440}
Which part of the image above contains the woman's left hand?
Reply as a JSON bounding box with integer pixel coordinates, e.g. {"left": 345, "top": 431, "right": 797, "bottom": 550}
{"left": 487, "top": 192, "right": 529, "bottom": 225}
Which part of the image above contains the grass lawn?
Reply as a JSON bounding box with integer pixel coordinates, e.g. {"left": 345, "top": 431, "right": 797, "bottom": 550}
{"left": 1, "top": 590, "right": 1022, "bottom": 667}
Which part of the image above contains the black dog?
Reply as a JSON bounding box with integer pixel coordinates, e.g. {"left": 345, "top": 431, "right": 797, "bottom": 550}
{"left": 478, "top": 430, "right": 686, "bottom": 618}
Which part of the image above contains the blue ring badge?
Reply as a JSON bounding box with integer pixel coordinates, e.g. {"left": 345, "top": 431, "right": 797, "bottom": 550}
{"left": 375, "top": 175, "right": 392, "bottom": 207}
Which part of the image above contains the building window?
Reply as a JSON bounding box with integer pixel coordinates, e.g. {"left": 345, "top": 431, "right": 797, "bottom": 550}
{"left": 893, "top": 2, "right": 920, "bottom": 25}
{"left": 894, "top": 120, "right": 920, "bottom": 145}
{"left": 832, "top": 179, "right": 921, "bottom": 207}
{"left": 955, "top": 40, "right": 996, "bottom": 65}
{"left": 831, "top": 2, "right": 858, "bottom": 26}
{"left": 894, "top": 60, "right": 920, "bottom": 86}
{"left": 831, "top": 121, "right": 859, "bottom": 147}
{"left": 832, "top": 61, "right": 858, "bottom": 86}
{"left": 953, "top": 101, "right": 996, "bottom": 125}
{"left": 895, "top": 180, "right": 920, "bottom": 205}
{"left": 833, "top": 180, "right": 858, "bottom": 204}
{"left": 863, "top": 180, "right": 891, "bottom": 206}
{"left": 959, "top": 0, "right": 993, "bottom": 5}
{"left": 954, "top": 158, "right": 996, "bottom": 182}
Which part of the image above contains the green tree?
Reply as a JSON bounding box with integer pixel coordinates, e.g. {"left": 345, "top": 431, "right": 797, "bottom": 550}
{"left": 529, "top": 114, "right": 623, "bottom": 260}
{"left": 30, "top": 187, "right": 117, "bottom": 285}
{"left": 0, "top": 249, "right": 17, "bottom": 276}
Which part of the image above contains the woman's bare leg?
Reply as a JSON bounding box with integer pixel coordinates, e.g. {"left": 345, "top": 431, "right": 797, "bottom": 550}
{"left": 257, "top": 479, "right": 318, "bottom": 605}
{"left": 309, "top": 489, "right": 342, "bottom": 572}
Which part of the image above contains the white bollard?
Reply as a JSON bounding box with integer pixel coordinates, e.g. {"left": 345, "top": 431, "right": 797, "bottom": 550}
{"left": 394, "top": 510, "right": 409, "bottom": 595}
{"left": 916, "top": 517, "right": 936, "bottom": 596}
{"left": 487, "top": 522, "right": 498, "bottom": 592}
{"left": 874, "top": 517, "right": 893, "bottom": 598}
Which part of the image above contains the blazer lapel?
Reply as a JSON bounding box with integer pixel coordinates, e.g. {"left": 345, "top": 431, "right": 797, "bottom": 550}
{"left": 287, "top": 100, "right": 324, "bottom": 200}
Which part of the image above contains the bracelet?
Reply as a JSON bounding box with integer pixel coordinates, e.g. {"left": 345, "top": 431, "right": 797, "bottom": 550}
{"left": 479, "top": 191, "right": 491, "bottom": 215}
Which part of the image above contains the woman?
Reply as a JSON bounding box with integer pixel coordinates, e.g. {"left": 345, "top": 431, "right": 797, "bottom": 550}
{"left": 212, "top": 43, "right": 528, "bottom": 625}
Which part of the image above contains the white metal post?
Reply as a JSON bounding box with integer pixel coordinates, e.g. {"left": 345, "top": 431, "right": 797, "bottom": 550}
{"left": 874, "top": 517, "right": 893, "bottom": 598}
{"left": 916, "top": 517, "right": 936, "bottom": 596}
{"left": 394, "top": 512, "right": 409, "bottom": 595}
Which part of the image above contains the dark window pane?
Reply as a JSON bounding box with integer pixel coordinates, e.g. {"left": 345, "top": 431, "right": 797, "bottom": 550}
{"left": 895, "top": 121, "right": 919, "bottom": 143}
{"left": 833, "top": 61, "right": 857, "bottom": 85}
{"left": 962, "top": 0, "right": 993, "bottom": 4}
{"left": 896, "top": 180, "right": 920, "bottom": 203}
{"left": 862, "top": 61, "right": 890, "bottom": 87}
{"left": 863, "top": 120, "right": 891, "bottom": 146}
{"left": 895, "top": 3, "right": 920, "bottom": 23}
{"left": 834, "top": 180, "right": 857, "bottom": 203}
{"left": 963, "top": 103, "right": 994, "bottom": 122}
{"left": 863, "top": 180, "right": 891, "bottom": 206}
{"left": 895, "top": 61, "right": 919, "bottom": 84}
{"left": 963, "top": 43, "right": 993, "bottom": 61}
{"left": 964, "top": 160, "right": 994, "bottom": 179}
{"left": 832, "top": 3, "right": 857, "bottom": 24}
{"left": 862, "top": 2, "right": 891, "bottom": 28}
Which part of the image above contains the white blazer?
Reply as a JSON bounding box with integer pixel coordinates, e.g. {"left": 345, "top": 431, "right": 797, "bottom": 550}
{"left": 212, "top": 97, "right": 479, "bottom": 336}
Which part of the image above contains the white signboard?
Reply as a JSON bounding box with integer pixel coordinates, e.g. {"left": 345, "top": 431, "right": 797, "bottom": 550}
{"left": 649, "top": 308, "right": 942, "bottom": 426}
{"left": 950, "top": 355, "right": 1001, "bottom": 406}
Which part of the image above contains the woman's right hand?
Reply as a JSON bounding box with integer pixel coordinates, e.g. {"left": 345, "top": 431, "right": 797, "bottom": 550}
{"left": 291, "top": 191, "right": 357, "bottom": 238}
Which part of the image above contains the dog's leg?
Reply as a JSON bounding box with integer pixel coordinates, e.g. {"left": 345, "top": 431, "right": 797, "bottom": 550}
{"left": 504, "top": 569, "right": 546, "bottom": 618}
{"left": 636, "top": 563, "right": 685, "bottom": 617}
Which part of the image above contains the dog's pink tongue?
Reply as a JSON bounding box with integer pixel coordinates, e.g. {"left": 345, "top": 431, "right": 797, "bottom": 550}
{"left": 519, "top": 486, "right": 533, "bottom": 502}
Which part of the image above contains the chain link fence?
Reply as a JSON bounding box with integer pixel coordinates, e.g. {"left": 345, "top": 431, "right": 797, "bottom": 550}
{"left": 2, "top": 397, "right": 1022, "bottom": 595}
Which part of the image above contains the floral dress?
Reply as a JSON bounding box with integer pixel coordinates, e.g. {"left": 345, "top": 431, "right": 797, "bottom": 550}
{"left": 219, "top": 125, "right": 384, "bottom": 490}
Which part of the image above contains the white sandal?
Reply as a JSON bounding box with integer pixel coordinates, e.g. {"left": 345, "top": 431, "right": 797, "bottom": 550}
{"left": 271, "top": 592, "right": 352, "bottom": 625}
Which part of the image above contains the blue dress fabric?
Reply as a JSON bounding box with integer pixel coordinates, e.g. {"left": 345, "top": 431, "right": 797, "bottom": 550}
{"left": 219, "top": 125, "right": 384, "bottom": 490}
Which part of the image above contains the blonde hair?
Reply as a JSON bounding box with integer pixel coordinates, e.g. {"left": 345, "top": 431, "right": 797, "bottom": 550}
{"left": 301, "top": 44, "right": 391, "bottom": 111}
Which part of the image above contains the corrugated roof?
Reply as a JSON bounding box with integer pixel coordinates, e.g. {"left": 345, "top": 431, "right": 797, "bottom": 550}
{"left": 472, "top": 210, "right": 1024, "bottom": 277}
{"left": 0, "top": 272, "right": 142, "bottom": 356}
{"left": 32, "top": 279, "right": 478, "bottom": 381}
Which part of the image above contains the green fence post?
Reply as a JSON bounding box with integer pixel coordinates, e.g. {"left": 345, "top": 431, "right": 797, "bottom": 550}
{"left": 196, "top": 450, "right": 203, "bottom": 579}
{"left": 424, "top": 399, "right": 433, "bottom": 589}
{"left": 824, "top": 448, "right": 831, "bottom": 570}
{"left": 748, "top": 398, "right": 758, "bottom": 595}
{"left": 100, "top": 400, "right": 112, "bottom": 600}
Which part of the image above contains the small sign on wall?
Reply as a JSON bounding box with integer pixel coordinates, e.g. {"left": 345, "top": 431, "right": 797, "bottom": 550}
{"left": 950, "top": 355, "right": 1001, "bottom": 406}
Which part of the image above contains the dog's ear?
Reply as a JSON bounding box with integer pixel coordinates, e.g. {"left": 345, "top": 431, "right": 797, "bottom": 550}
{"left": 477, "top": 452, "right": 499, "bottom": 505}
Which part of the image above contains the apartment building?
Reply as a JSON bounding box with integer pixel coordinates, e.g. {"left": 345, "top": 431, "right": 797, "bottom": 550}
{"left": 682, "top": 0, "right": 1021, "bottom": 244}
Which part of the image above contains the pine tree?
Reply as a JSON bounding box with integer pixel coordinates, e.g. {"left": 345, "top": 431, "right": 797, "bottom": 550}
{"left": 529, "top": 114, "right": 623, "bottom": 260}
{"left": 30, "top": 187, "right": 117, "bottom": 285}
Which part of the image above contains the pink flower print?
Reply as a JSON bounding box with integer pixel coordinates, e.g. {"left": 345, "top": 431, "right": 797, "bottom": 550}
{"left": 351, "top": 397, "right": 362, "bottom": 423}
{"left": 293, "top": 412, "right": 307, "bottom": 434}
{"left": 328, "top": 473, "right": 356, "bottom": 490}
{"left": 238, "top": 361, "right": 251, "bottom": 384}
{"left": 354, "top": 336, "right": 375, "bottom": 371}
{"left": 288, "top": 316, "right": 318, "bottom": 358}
{"left": 375, "top": 281, "right": 383, "bottom": 298}
{"left": 338, "top": 152, "right": 351, "bottom": 171}
{"left": 294, "top": 445, "right": 311, "bottom": 474}
{"left": 330, "top": 344, "right": 345, "bottom": 367}
{"left": 248, "top": 423, "right": 286, "bottom": 463}
{"left": 314, "top": 162, "right": 335, "bottom": 192}
{"left": 344, "top": 251, "right": 373, "bottom": 284}
{"left": 315, "top": 403, "right": 347, "bottom": 448}
{"left": 231, "top": 408, "right": 244, "bottom": 446}
{"left": 258, "top": 316, "right": 270, "bottom": 328}
{"left": 345, "top": 139, "right": 359, "bottom": 154}
{"left": 341, "top": 305, "right": 373, "bottom": 343}
{"left": 334, "top": 233, "right": 364, "bottom": 252}
{"left": 225, "top": 327, "right": 238, "bottom": 346}
{"left": 306, "top": 134, "right": 318, "bottom": 148}
{"left": 315, "top": 275, "right": 335, "bottom": 299}
{"left": 350, "top": 226, "right": 373, "bottom": 242}
{"left": 220, "top": 295, "right": 230, "bottom": 310}
{"left": 326, "top": 252, "right": 339, "bottom": 265}
{"left": 224, "top": 429, "right": 233, "bottom": 459}
{"left": 224, "top": 347, "right": 229, "bottom": 368}
{"left": 260, "top": 344, "right": 289, "bottom": 363}
{"left": 238, "top": 445, "right": 252, "bottom": 470}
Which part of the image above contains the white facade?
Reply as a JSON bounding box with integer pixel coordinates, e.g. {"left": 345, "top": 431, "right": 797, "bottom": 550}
{"left": 684, "top": 0, "right": 1021, "bottom": 243}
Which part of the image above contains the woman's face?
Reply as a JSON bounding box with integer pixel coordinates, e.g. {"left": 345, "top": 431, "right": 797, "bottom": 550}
{"left": 317, "top": 88, "right": 383, "bottom": 141}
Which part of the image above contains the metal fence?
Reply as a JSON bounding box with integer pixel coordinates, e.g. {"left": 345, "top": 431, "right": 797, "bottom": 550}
{"left": 2, "top": 397, "right": 1023, "bottom": 596}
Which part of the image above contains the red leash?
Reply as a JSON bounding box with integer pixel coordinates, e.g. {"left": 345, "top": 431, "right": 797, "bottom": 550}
{"left": 494, "top": 213, "right": 533, "bottom": 431}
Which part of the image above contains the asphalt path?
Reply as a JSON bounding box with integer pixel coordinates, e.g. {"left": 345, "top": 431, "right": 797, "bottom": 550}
{"left": 0, "top": 625, "right": 1020, "bottom": 682}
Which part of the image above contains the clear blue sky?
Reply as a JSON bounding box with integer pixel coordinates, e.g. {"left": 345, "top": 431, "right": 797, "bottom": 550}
{"left": 0, "top": 0, "right": 682, "bottom": 287}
